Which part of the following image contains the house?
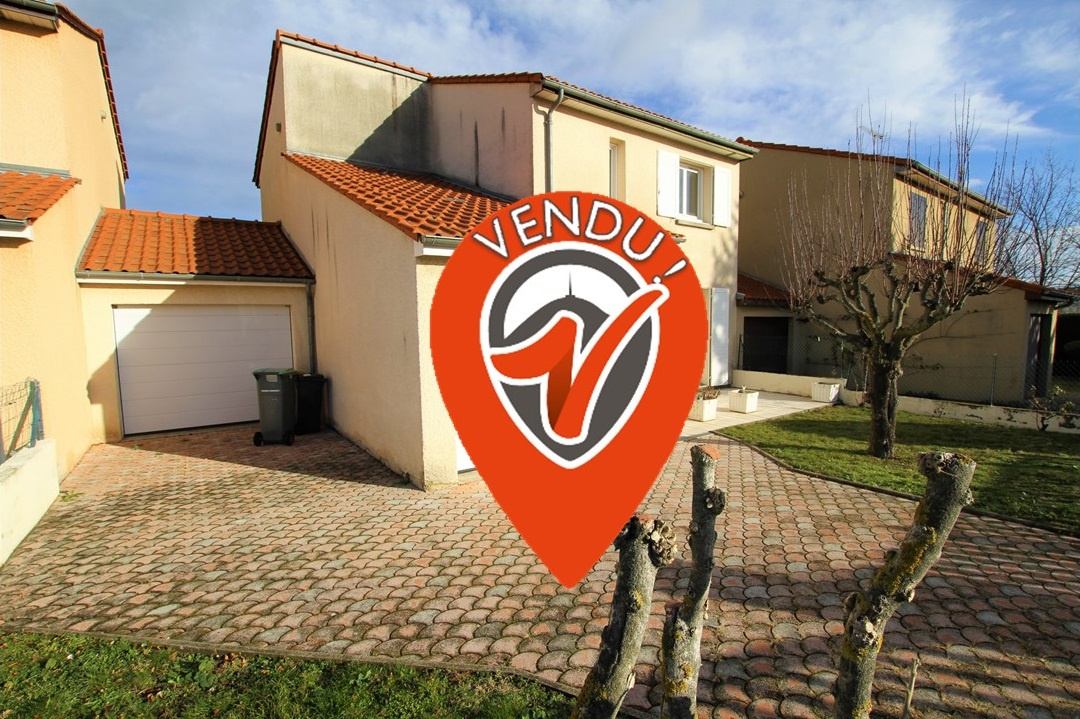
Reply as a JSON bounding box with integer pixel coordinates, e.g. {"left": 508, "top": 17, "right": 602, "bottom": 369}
{"left": 735, "top": 140, "right": 1073, "bottom": 404}
{"left": 254, "top": 31, "right": 756, "bottom": 488}
{"left": 1, "top": 2, "right": 314, "bottom": 479}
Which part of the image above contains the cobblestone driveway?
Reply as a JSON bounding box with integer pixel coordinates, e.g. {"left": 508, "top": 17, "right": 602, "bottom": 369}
{"left": 1, "top": 427, "right": 1078, "bottom": 717}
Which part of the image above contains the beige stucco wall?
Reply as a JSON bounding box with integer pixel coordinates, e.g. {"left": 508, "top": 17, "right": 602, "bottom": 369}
{"left": 79, "top": 282, "right": 310, "bottom": 443}
{"left": 903, "top": 286, "right": 1053, "bottom": 404}
{"left": 267, "top": 159, "right": 435, "bottom": 485}
{"left": 1, "top": 14, "right": 125, "bottom": 478}
{"left": 0, "top": 17, "right": 124, "bottom": 203}
{"left": 535, "top": 101, "right": 743, "bottom": 377}
{"left": 0, "top": 193, "right": 95, "bottom": 477}
{"left": 278, "top": 42, "right": 430, "bottom": 171}
{"left": 414, "top": 259, "right": 458, "bottom": 487}
{"left": 428, "top": 82, "right": 534, "bottom": 199}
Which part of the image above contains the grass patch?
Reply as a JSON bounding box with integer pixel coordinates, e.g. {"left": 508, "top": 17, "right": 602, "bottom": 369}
{"left": 0, "top": 632, "right": 575, "bottom": 719}
{"left": 721, "top": 405, "right": 1080, "bottom": 533}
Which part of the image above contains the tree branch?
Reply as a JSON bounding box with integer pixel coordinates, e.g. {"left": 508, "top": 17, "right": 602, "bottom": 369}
{"left": 833, "top": 452, "right": 976, "bottom": 719}
{"left": 660, "top": 445, "right": 726, "bottom": 718}
{"left": 573, "top": 515, "right": 677, "bottom": 719}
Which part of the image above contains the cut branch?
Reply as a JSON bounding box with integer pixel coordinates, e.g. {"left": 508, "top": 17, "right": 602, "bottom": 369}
{"left": 573, "top": 515, "right": 677, "bottom": 719}
{"left": 833, "top": 452, "right": 976, "bottom": 719}
{"left": 659, "top": 445, "right": 726, "bottom": 718}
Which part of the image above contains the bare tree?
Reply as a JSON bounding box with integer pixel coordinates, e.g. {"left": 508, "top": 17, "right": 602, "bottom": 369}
{"left": 782, "top": 105, "right": 1012, "bottom": 458}
{"left": 1002, "top": 151, "right": 1080, "bottom": 290}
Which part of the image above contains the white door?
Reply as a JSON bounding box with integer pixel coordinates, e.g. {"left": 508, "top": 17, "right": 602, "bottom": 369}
{"left": 710, "top": 288, "right": 730, "bottom": 386}
{"left": 114, "top": 305, "right": 293, "bottom": 434}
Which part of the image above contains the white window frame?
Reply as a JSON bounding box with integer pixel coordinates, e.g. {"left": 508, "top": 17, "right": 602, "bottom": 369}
{"left": 678, "top": 162, "right": 704, "bottom": 221}
{"left": 657, "top": 150, "right": 731, "bottom": 228}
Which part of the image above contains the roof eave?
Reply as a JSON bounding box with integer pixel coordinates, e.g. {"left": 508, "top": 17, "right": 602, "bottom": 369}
{"left": 75, "top": 270, "right": 314, "bottom": 285}
{"left": 896, "top": 163, "right": 1009, "bottom": 218}
{"left": 538, "top": 78, "right": 755, "bottom": 161}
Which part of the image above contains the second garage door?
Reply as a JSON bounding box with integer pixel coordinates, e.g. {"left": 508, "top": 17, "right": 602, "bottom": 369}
{"left": 114, "top": 305, "right": 294, "bottom": 435}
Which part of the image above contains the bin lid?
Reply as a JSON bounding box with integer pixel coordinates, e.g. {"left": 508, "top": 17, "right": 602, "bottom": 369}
{"left": 253, "top": 368, "right": 298, "bottom": 377}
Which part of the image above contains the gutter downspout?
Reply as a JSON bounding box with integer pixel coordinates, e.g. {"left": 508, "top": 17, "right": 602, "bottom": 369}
{"left": 306, "top": 283, "right": 318, "bottom": 373}
{"left": 542, "top": 87, "right": 565, "bottom": 193}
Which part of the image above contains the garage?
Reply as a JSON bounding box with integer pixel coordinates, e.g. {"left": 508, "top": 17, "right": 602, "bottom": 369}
{"left": 114, "top": 305, "right": 293, "bottom": 434}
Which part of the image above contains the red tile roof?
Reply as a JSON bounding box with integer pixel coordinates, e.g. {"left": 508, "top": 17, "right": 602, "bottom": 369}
{"left": 0, "top": 170, "right": 80, "bottom": 222}
{"left": 79, "top": 209, "right": 313, "bottom": 279}
{"left": 737, "top": 273, "right": 792, "bottom": 307}
{"left": 55, "top": 4, "right": 127, "bottom": 179}
{"left": 285, "top": 153, "right": 509, "bottom": 239}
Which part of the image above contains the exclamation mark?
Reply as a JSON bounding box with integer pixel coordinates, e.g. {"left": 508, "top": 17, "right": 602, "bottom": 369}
{"left": 653, "top": 259, "right": 687, "bottom": 284}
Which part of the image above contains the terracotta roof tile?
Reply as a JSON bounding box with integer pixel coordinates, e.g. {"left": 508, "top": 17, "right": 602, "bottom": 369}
{"left": 79, "top": 209, "right": 313, "bottom": 279}
{"left": 285, "top": 154, "right": 509, "bottom": 239}
{"left": 737, "top": 273, "right": 792, "bottom": 307}
{"left": 0, "top": 170, "right": 80, "bottom": 222}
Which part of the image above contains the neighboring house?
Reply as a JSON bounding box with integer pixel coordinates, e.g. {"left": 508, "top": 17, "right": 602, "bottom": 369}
{"left": 736, "top": 140, "right": 1073, "bottom": 404}
{"left": 1, "top": 2, "right": 314, "bottom": 483}
{"left": 254, "top": 31, "right": 756, "bottom": 488}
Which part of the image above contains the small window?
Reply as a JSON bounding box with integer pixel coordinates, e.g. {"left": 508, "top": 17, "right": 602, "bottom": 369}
{"left": 678, "top": 163, "right": 704, "bottom": 220}
{"left": 909, "top": 192, "right": 927, "bottom": 248}
{"left": 975, "top": 220, "right": 989, "bottom": 264}
{"left": 608, "top": 141, "right": 624, "bottom": 200}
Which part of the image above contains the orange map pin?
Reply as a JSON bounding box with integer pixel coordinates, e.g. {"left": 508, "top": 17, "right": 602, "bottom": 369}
{"left": 431, "top": 192, "right": 707, "bottom": 587}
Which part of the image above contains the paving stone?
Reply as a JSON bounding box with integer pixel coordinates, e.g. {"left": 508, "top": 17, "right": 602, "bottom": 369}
{"left": 0, "top": 428, "right": 1076, "bottom": 718}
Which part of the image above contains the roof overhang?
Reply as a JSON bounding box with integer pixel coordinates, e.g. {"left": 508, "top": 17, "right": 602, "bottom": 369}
{"left": 0, "top": 0, "right": 59, "bottom": 29}
{"left": 0, "top": 218, "right": 34, "bottom": 242}
{"left": 894, "top": 162, "right": 1009, "bottom": 218}
{"left": 535, "top": 79, "right": 756, "bottom": 163}
{"left": 414, "top": 235, "right": 460, "bottom": 257}
{"left": 75, "top": 271, "right": 314, "bottom": 286}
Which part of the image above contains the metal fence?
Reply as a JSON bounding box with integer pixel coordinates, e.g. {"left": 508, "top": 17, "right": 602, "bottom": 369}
{"left": 738, "top": 333, "right": 1080, "bottom": 407}
{"left": 1, "top": 378, "right": 44, "bottom": 463}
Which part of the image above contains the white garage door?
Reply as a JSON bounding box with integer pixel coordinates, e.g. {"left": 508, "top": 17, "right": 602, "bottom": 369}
{"left": 114, "top": 305, "right": 293, "bottom": 434}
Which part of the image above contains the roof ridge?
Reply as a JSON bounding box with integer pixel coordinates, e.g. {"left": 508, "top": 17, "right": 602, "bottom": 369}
{"left": 103, "top": 207, "right": 276, "bottom": 224}
{"left": 276, "top": 30, "right": 432, "bottom": 78}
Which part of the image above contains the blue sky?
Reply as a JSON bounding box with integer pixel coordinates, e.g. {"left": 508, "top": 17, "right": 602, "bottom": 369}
{"left": 67, "top": 0, "right": 1080, "bottom": 220}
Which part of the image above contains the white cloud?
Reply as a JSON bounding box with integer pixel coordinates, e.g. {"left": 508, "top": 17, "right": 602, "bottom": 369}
{"left": 64, "top": 0, "right": 1078, "bottom": 217}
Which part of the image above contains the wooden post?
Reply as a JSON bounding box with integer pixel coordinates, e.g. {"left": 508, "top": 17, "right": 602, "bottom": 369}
{"left": 573, "top": 515, "right": 677, "bottom": 719}
{"left": 833, "top": 451, "right": 976, "bottom": 719}
{"left": 660, "top": 444, "right": 726, "bottom": 718}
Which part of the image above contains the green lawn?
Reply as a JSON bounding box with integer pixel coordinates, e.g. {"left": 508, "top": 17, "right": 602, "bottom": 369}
{"left": 0, "top": 633, "right": 574, "bottom": 719}
{"left": 721, "top": 405, "right": 1080, "bottom": 533}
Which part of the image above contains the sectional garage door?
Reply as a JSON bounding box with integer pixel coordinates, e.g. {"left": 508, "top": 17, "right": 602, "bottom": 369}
{"left": 114, "top": 305, "right": 293, "bottom": 435}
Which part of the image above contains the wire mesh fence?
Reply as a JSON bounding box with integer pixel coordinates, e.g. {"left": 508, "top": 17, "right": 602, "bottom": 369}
{"left": 738, "top": 333, "right": 1079, "bottom": 407}
{"left": 1, "top": 378, "right": 43, "bottom": 463}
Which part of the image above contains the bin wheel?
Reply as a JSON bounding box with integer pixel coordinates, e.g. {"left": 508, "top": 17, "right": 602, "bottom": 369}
{"left": 253, "top": 432, "right": 264, "bottom": 446}
{"left": 284, "top": 433, "right": 295, "bottom": 446}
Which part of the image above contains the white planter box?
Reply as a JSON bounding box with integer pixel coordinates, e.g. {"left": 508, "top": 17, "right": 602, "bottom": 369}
{"left": 689, "top": 397, "right": 717, "bottom": 421}
{"left": 813, "top": 382, "right": 840, "bottom": 403}
{"left": 729, "top": 391, "right": 759, "bottom": 414}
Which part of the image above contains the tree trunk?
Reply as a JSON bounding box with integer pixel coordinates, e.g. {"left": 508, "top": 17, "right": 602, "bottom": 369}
{"left": 867, "top": 352, "right": 902, "bottom": 459}
{"left": 573, "top": 515, "right": 677, "bottom": 719}
{"left": 833, "top": 452, "right": 976, "bottom": 719}
{"left": 660, "top": 445, "right": 726, "bottom": 718}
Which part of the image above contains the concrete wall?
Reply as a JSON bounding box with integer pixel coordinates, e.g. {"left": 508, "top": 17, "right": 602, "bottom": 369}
{"left": 732, "top": 369, "right": 843, "bottom": 398}
{"left": 278, "top": 42, "right": 430, "bottom": 172}
{"left": 268, "top": 160, "right": 432, "bottom": 486}
{"left": 79, "top": 283, "right": 310, "bottom": 443}
{"left": 0, "top": 440, "right": 59, "bottom": 567}
{"left": 839, "top": 391, "right": 1080, "bottom": 435}
{"left": 901, "top": 286, "right": 1055, "bottom": 404}
{"left": 428, "top": 82, "right": 534, "bottom": 199}
{"left": 0, "top": 14, "right": 125, "bottom": 479}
